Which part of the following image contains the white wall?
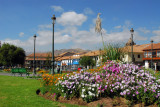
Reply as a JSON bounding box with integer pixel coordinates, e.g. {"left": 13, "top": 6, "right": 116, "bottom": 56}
{"left": 145, "top": 60, "right": 149, "bottom": 69}
{"left": 123, "top": 53, "right": 143, "bottom": 63}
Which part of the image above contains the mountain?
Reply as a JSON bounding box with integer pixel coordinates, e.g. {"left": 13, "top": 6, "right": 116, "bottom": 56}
{"left": 54, "top": 48, "right": 91, "bottom": 56}
{"left": 26, "top": 48, "right": 91, "bottom": 56}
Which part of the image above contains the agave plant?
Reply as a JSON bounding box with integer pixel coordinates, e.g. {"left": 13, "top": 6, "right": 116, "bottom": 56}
{"left": 102, "top": 43, "right": 126, "bottom": 62}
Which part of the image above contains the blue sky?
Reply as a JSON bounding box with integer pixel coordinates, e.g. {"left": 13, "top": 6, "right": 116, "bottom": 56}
{"left": 0, "top": 0, "right": 160, "bottom": 52}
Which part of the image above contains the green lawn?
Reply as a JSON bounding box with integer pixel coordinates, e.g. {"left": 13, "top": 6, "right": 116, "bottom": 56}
{"left": 0, "top": 75, "right": 83, "bottom": 107}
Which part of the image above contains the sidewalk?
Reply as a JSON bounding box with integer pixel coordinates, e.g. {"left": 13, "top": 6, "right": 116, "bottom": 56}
{"left": 0, "top": 72, "right": 39, "bottom": 77}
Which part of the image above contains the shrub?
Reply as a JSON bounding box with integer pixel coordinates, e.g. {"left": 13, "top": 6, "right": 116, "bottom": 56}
{"left": 40, "top": 61, "right": 160, "bottom": 105}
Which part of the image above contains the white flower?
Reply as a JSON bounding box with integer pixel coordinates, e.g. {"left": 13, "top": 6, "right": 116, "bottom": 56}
{"left": 92, "top": 84, "right": 96, "bottom": 87}
{"left": 88, "top": 91, "right": 92, "bottom": 96}
{"left": 81, "top": 94, "right": 85, "bottom": 98}
{"left": 82, "top": 89, "right": 85, "bottom": 92}
{"left": 97, "top": 84, "right": 99, "bottom": 87}
{"left": 122, "top": 80, "right": 125, "bottom": 84}
{"left": 156, "top": 79, "right": 160, "bottom": 83}
{"left": 92, "top": 88, "right": 95, "bottom": 91}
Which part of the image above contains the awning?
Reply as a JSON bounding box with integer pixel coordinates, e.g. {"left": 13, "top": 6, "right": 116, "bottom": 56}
{"left": 57, "top": 63, "right": 61, "bottom": 65}
{"left": 73, "top": 61, "right": 79, "bottom": 65}
{"left": 57, "top": 61, "right": 61, "bottom": 65}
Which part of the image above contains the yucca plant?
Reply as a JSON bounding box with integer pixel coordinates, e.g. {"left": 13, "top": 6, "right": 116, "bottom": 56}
{"left": 102, "top": 43, "right": 126, "bottom": 62}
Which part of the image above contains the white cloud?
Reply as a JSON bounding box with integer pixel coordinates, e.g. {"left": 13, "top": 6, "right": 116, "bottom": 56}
{"left": 2, "top": 12, "right": 148, "bottom": 52}
{"left": 19, "top": 32, "right": 24, "bottom": 37}
{"left": 124, "top": 20, "right": 133, "bottom": 28}
{"left": 114, "top": 25, "right": 122, "bottom": 29}
{"left": 152, "top": 30, "right": 160, "bottom": 35}
{"left": 151, "top": 30, "right": 160, "bottom": 42}
{"left": 2, "top": 30, "right": 72, "bottom": 52}
{"left": 57, "top": 11, "right": 87, "bottom": 26}
{"left": 36, "top": 30, "right": 72, "bottom": 45}
{"left": 84, "top": 8, "right": 94, "bottom": 15}
{"left": 138, "top": 27, "right": 150, "bottom": 34}
{"left": 51, "top": 6, "right": 64, "bottom": 12}
{"left": 2, "top": 39, "right": 25, "bottom": 46}
{"left": 38, "top": 24, "right": 52, "bottom": 29}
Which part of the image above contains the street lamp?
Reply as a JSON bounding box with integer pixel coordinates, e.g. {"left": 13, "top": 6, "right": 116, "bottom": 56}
{"left": 70, "top": 56, "right": 71, "bottom": 71}
{"left": 130, "top": 28, "right": 134, "bottom": 63}
{"left": 51, "top": 14, "right": 56, "bottom": 74}
{"left": 99, "top": 48, "right": 102, "bottom": 66}
{"left": 151, "top": 40, "right": 153, "bottom": 69}
{"left": 33, "top": 34, "right": 37, "bottom": 76}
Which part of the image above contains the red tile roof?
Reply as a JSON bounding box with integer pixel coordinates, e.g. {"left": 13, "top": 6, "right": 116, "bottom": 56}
{"left": 80, "top": 50, "right": 102, "bottom": 57}
{"left": 143, "top": 43, "right": 160, "bottom": 51}
{"left": 27, "top": 52, "right": 52, "bottom": 57}
{"left": 123, "top": 44, "right": 151, "bottom": 53}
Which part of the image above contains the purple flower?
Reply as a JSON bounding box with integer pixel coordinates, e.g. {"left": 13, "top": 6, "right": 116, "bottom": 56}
{"left": 120, "top": 92, "right": 123, "bottom": 95}
{"left": 133, "top": 94, "right": 135, "bottom": 96}
{"left": 136, "top": 91, "right": 139, "bottom": 95}
{"left": 111, "top": 89, "right": 113, "bottom": 92}
{"left": 98, "top": 86, "right": 101, "bottom": 90}
{"left": 105, "top": 85, "right": 107, "bottom": 89}
{"left": 144, "top": 88, "right": 147, "bottom": 92}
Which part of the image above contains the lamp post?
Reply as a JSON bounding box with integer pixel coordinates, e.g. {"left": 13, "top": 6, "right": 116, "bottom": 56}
{"left": 130, "top": 28, "right": 134, "bottom": 63}
{"left": 70, "top": 56, "right": 71, "bottom": 71}
{"left": 99, "top": 48, "right": 102, "bottom": 66}
{"left": 51, "top": 15, "right": 56, "bottom": 74}
{"left": 151, "top": 40, "right": 153, "bottom": 69}
{"left": 94, "top": 52, "right": 96, "bottom": 67}
{"left": 33, "top": 34, "right": 37, "bottom": 76}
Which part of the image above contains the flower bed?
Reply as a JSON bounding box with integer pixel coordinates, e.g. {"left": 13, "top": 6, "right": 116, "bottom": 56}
{"left": 40, "top": 60, "right": 160, "bottom": 106}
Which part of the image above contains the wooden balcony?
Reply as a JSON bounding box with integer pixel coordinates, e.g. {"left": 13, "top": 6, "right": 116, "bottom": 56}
{"left": 143, "top": 51, "right": 160, "bottom": 60}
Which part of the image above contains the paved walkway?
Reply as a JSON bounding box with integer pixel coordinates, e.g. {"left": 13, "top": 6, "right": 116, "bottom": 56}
{"left": 0, "top": 72, "right": 39, "bottom": 77}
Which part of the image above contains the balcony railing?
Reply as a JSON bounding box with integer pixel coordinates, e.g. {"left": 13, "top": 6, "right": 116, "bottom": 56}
{"left": 144, "top": 54, "right": 160, "bottom": 58}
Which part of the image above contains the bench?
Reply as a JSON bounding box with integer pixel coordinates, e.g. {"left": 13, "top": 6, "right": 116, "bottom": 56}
{"left": 11, "top": 68, "right": 29, "bottom": 76}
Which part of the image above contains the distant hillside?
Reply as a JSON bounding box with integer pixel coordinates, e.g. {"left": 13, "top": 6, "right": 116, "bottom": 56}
{"left": 54, "top": 48, "right": 91, "bottom": 56}
{"left": 26, "top": 48, "right": 91, "bottom": 56}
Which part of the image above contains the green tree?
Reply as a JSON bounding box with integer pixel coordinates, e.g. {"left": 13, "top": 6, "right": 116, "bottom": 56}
{"left": 79, "top": 56, "right": 95, "bottom": 68}
{"left": 0, "top": 43, "right": 26, "bottom": 67}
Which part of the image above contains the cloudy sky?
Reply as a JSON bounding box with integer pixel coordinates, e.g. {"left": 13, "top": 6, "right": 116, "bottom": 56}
{"left": 0, "top": 0, "right": 160, "bottom": 52}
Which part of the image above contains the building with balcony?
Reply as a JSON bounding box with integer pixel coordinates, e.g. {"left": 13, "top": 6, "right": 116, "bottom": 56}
{"left": 143, "top": 43, "right": 160, "bottom": 70}
{"left": 122, "top": 44, "right": 150, "bottom": 65}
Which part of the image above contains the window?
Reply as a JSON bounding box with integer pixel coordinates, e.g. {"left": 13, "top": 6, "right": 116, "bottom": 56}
{"left": 152, "top": 51, "right": 156, "bottom": 58}
{"left": 138, "top": 54, "right": 140, "bottom": 58}
{"left": 157, "top": 51, "right": 160, "bottom": 57}
{"left": 144, "top": 52, "right": 147, "bottom": 58}
{"left": 148, "top": 52, "right": 152, "bottom": 58}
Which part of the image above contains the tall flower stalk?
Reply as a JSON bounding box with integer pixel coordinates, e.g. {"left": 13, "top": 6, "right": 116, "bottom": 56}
{"left": 95, "top": 13, "right": 104, "bottom": 47}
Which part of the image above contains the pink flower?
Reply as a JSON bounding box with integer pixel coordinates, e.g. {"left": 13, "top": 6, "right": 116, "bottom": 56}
{"left": 153, "top": 90, "right": 156, "bottom": 93}
{"left": 144, "top": 88, "right": 147, "bottom": 92}
{"left": 136, "top": 91, "right": 139, "bottom": 94}
{"left": 111, "top": 89, "right": 113, "bottom": 92}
